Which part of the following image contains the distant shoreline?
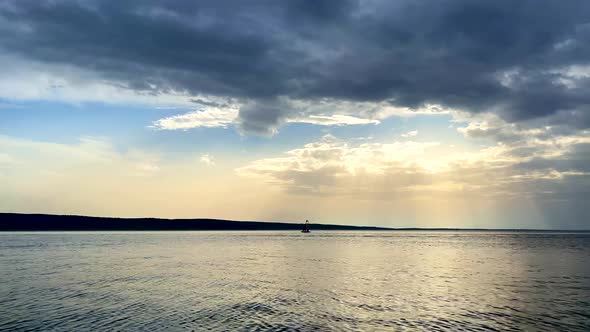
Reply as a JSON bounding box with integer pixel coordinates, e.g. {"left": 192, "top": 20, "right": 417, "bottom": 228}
{"left": 0, "top": 213, "right": 588, "bottom": 232}
{"left": 0, "top": 213, "right": 389, "bottom": 231}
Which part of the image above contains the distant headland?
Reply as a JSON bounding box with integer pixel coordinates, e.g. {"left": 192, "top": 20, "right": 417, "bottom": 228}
{"left": 0, "top": 213, "right": 392, "bottom": 231}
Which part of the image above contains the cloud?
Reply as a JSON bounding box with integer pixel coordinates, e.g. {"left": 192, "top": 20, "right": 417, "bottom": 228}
{"left": 199, "top": 153, "right": 215, "bottom": 166}
{"left": 236, "top": 134, "right": 447, "bottom": 194}
{"left": 0, "top": 55, "right": 197, "bottom": 107}
{"left": 2, "top": 0, "right": 590, "bottom": 133}
{"left": 237, "top": 118, "right": 590, "bottom": 203}
{"left": 152, "top": 98, "right": 383, "bottom": 133}
{"left": 152, "top": 107, "right": 238, "bottom": 130}
{"left": 236, "top": 99, "right": 289, "bottom": 136}
{"left": 288, "top": 114, "right": 379, "bottom": 126}
{"left": 400, "top": 130, "right": 418, "bottom": 138}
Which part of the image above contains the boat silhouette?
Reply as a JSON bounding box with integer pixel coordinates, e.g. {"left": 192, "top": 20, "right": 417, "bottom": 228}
{"left": 301, "top": 220, "right": 310, "bottom": 233}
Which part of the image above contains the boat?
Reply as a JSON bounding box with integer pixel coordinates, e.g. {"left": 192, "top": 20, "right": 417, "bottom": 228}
{"left": 301, "top": 220, "right": 310, "bottom": 233}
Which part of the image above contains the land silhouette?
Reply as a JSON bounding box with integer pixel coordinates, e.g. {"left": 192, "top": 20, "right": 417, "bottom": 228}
{"left": 0, "top": 213, "right": 391, "bottom": 231}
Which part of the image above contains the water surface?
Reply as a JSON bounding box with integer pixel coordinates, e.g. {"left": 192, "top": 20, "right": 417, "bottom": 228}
{"left": 1, "top": 231, "right": 589, "bottom": 331}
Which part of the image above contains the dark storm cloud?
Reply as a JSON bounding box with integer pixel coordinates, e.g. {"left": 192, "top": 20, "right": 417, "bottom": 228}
{"left": 1, "top": 0, "right": 590, "bottom": 132}
{"left": 237, "top": 98, "right": 292, "bottom": 136}
{"left": 516, "top": 143, "right": 590, "bottom": 174}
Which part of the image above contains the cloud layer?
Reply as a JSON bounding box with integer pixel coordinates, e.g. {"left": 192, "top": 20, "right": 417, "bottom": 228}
{"left": 1, "top": 0, "right": 590, "bottom": 133}
{"left": 237, "top": 112, "right": 590, "bottom": 227}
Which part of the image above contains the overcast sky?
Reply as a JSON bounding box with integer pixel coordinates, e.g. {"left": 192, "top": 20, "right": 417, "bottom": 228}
{"left": 1, "top": 0, "right": 590, "bottom": 229}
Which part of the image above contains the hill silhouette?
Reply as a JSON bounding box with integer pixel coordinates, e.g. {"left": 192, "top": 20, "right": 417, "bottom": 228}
{"left": 0, "top": 213, "right": 391, "bottom": 231}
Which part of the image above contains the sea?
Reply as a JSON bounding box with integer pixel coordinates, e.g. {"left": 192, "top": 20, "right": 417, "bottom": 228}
{"left": 0, "top": 231, "right": 589, "bottom": 331}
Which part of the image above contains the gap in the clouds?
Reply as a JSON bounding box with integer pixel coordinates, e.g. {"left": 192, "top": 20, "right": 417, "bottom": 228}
{"left": 0, "top": 100, "right": 178, "bottom": 147}
{"left": 0, "top": 100, "right": 238, "bottom": 159}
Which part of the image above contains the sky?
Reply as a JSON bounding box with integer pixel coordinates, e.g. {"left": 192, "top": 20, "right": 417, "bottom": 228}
{"left": 1, "top": 0, "right": 590, "bottom": 229}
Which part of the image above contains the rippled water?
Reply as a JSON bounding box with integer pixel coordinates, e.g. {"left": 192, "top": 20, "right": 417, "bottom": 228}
{"left": 1, "top": 231, "right": 589, "bottom": 331}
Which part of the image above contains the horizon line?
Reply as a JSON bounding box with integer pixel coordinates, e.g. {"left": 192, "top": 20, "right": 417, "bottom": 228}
{"left": 1, "top": 212, "right": 589, "bottom": 232}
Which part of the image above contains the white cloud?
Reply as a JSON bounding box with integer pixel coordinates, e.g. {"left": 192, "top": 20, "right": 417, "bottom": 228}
{"left": 287, "top": 114, "right": 380, "bottom": 126}
{"left": 374, "top": 103, "right": 453, "bottom": 118}
{"left": 199, "top": 153, "right": 215, "bottom": 166}
{"left": 286, "top": 98, "right": 452, "bottom": 119}
{"left": 401, "top": 130, "right": 418, "bottom": 138}
{"left": 150, "top": 97, "right": 455, "bottom": 133}
{"left": 152, "top": 107, "right": 239, "bottom": 130}
{"left": 152, "top": 108, "right": 380, "bottom": 131}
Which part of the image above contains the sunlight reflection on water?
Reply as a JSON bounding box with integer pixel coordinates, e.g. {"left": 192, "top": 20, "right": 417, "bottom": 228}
{"left": 1, "top": 231, "right": 589, "bottom": 331}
